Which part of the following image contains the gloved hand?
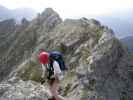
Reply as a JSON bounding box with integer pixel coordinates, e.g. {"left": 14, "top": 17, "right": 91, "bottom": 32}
{"left": 40, "top": 77, "right": 45, "bottom": 84}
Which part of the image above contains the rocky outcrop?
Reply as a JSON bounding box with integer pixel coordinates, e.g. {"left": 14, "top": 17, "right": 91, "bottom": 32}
{"left": 0, "top": 77, "right": 49, "bottom": 100}
{"left": 76, "top": 31, "right": 133, "bottom": 100}
{"left": 0, "top": 8, "right": 133, "bottom": 100}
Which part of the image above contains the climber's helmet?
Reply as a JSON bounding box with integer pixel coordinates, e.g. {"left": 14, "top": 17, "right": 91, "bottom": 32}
{"left": 39, "top": 50, "right": 49, "bottom": 64}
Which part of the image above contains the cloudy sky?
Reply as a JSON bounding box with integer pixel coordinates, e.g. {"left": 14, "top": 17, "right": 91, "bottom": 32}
{"left": 0, "top": 0, "right": 133, "bottom": 18}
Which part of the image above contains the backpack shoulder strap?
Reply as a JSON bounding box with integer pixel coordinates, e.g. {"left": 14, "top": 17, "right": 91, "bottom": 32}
{"left": 46, "top": 60, "right": 54, "bottom": 79}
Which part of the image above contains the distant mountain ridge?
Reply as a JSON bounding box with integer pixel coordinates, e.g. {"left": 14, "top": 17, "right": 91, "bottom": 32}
{"left": 95, "top": 9, "right": 133, "bottom": 38}
{"left": 121, "top": 36, "right": 133, "bottom": 53}
{"left": 0, "top": 4, "right": 133, "bottom": 38}
{"left": 0, "top": 5, "right": 11, "bottom": 20}
{"left": 0, "top": 5, "right": 37, "bottom": 23}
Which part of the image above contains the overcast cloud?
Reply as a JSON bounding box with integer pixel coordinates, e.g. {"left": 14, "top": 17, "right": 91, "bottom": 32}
{"left": 0, "top": 0, "right": 133, "bottom": 18}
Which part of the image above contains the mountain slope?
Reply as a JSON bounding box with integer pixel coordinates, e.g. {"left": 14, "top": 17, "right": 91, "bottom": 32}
{"left": 0, "top": 8, "right": 133, "bottom": 100}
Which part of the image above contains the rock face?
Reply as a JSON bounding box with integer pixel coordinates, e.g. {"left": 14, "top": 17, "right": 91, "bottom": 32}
{"left": 0, "top": 19, "right": 16, "bottom": 52}
{"left": 0, "top": 8, "right": 133, "bottom": 100}
{"left": 0, "top": 77, "right": 48, "bottom": 100}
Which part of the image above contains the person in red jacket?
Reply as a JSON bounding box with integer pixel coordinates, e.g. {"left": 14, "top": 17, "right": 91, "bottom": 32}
{"left": 38, "top": 49, "right": 64, "bottom": 100}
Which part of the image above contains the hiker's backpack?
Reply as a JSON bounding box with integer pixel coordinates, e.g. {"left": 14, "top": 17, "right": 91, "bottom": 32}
{"left": 49, "top": 51, "right": 67, "bottom": 71}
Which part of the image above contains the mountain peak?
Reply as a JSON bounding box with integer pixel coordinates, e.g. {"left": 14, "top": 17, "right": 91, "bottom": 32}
{"left": 41, "top": 8, "right": 58, "bottom": 17}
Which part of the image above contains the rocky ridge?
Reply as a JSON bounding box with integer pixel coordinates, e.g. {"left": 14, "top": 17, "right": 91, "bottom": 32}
{"left": 0, "top": 8, "right": 133, "bottom": 100}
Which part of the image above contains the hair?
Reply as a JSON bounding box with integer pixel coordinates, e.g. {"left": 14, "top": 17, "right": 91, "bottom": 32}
{"left": 39, "top": 48, "right": 44, "bottom": 51}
